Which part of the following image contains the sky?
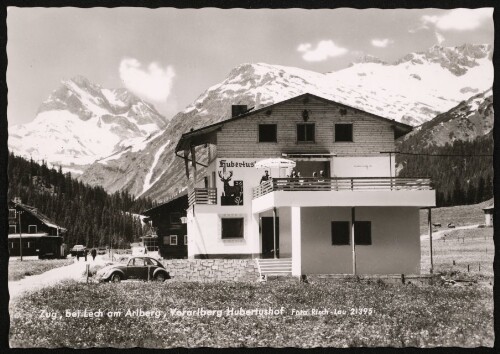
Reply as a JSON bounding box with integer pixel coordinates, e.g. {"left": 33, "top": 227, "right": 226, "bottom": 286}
{"left": 7, "top": 7, "right": 494, "bottom": 125}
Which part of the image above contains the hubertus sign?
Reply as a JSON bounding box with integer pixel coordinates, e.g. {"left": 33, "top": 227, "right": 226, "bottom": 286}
{"left": 217, "top": 160, "right": 257, "bottom": 206}
{"left": 219, "top": 160, "right": 256, "bottom": 168}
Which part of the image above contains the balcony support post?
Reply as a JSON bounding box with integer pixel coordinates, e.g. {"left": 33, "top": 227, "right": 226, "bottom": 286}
{"left": 351, "top": 207, "right": 356, "bottom": 275}
{"left": 273, "top": 207, "right": 277, "bottom": 259}
{"left": 428, "top": 207, "right": 433, "bottom": 274}
{"left": 183, "top": 149, "right": 190, "bottom": 179}
{"left": 190, "top": 145, "right": 197, "bottom": 185}
{"left": 291, "top": 206, "right": 301, "bottom": 277}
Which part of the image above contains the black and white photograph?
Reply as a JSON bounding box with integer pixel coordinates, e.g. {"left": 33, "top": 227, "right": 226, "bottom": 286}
{"left": 4, "top": 5, "right": 495, "bottom": 348}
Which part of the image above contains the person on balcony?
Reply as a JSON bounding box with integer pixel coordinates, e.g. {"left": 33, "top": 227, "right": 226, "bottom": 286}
{"left": 260, "top": 170, "right": 271, "bottom": 184}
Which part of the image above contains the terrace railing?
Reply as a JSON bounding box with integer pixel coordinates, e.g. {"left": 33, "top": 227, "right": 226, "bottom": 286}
{"left": 252, "top": 177, "right": 432, "bottom": 199}
{"left": 188, "top": 188, "right": 217, "bottom": 206}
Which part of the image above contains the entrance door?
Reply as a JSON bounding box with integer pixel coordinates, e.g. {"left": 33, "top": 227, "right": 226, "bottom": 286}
{"left": 261, "top": 217, "right": 279, "bottom": 258}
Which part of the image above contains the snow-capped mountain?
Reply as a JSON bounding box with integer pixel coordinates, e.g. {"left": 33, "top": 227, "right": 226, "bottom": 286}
{"left": 400, "top": 88, "right": 493, "bottom": 148}
{"left": 8, "top": 76, "right": 168, "bottom": 174}
{"left": 79, "top": 44, "right": 493, "bottom": 201}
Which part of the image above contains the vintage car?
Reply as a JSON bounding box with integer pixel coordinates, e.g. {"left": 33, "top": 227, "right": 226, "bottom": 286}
{"left": 70, "top": 245, "right": 88, "bottom": 257}
{"left": 95, "top": 256, "right": 170, "bottom": 282}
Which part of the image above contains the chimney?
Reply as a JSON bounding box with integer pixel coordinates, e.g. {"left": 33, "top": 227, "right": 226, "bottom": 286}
{"left": 255, "top": 93, "right": 262, "bottom": 110}
{"left": 231, "top": 105, "right": 248, "bottom": 118}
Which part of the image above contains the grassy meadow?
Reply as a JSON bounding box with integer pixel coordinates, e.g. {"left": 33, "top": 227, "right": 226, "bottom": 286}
{"left": 8, "top": 259, "right": 74, "bottom": 281}
{"left": 9, "top": 278, "right": 493, "bottom": 348}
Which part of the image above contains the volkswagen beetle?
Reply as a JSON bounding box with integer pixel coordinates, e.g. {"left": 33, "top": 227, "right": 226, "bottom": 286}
{"left": 96, "top": 256, "right": 170, "bottom": 282}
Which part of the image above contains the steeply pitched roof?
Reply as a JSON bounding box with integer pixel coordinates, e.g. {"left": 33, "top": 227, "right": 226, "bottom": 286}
{"left": 175, "top": 92, "right": 413, "bottom": 152}
{"left": 141, "top": 190, "right": 188, "bottom": 215}
{"left": 10, "top": 201, "right": 67, "bottom": 232}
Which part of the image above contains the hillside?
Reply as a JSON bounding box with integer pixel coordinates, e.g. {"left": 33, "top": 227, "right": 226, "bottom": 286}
{"left": 79, "top": 44, "right": 493, "bottom": 201}
{"left": 7, "top": 153, "right": 155, "bottom": 248}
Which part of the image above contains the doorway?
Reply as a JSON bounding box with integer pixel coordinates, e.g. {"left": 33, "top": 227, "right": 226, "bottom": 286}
{"left": 261, "top": 217, "right": 279, "bottom": 258}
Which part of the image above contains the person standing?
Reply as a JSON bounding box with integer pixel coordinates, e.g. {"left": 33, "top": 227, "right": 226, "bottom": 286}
{"left": 91, "top": 248, "right": 97, "bottom": 261}
{"left": 260, "top": 170, "right": 271, "bottom": 184}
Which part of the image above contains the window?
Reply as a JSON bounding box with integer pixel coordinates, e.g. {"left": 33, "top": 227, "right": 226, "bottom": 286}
{"left": 9, "top": 209, "right": 16, "bottom": 218}
{"left": 28, "top": 225, "right": 37, "bottom": 234}
{"left": 258, "top": 124, "right": 277, "bottom": 142}
{"left": 335, "top": 124, "right": 353, "bottom": 142}
{"left": 27, "top": 242, "right": 31, "bottom": 248}
{"left": 170, "top": 235, "right": 178, "bottom": 246}
{"left": 221, "top": 218, "right": 244, "bottom": 239}
{"left": 11, "top": 242, "right": 14, "bottom": 249}
{"left": 9, "top": 225, "right": 16, "bottom": 234}
{"left": 331, "top": 221, "right": 350, "bottom": 245}
{"left": 297, "top": 123, "right": 315, "bottom": 142}
{"left": 355, "top": 221, "right": 372, "bottom": 245}
{"left": 331, "top": 221, "right": 372, "bottom": 245}
{"left": 170, "top": 212, "right": 182, "bottom": 224}
{"left": 184, "top": 235, "right": 187, "bottom": 245}
{"left": 163, "top": 236, "right": 170, "bottom": 245}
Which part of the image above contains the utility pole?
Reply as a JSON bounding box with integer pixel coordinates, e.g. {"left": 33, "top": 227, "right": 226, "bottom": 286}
{"left": 18, "top": 210, "right": 24, "bottom": 261}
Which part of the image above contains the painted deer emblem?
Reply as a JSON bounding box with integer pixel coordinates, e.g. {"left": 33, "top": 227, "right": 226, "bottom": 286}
{"left": 218, "top": 171, "right": 242, "bottom": 198}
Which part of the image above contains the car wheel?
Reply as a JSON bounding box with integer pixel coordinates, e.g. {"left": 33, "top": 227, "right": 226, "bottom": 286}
{"left": 155, "top": 272, "right": 167, "bottom": 282}
{"left": 110, "top": 273, "right": 122, "bottom": 283}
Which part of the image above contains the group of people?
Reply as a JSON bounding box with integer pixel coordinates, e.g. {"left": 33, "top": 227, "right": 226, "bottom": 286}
{"left": 75, "top": 248, "right": 98, "bottom": 262}
{"left": 259, "top": 169, "right": 327, "bottom": 186}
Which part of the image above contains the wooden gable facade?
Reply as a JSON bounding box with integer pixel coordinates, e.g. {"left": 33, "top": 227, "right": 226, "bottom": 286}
{"left": 142, "top": 193, "right": 188, "bottom": 259}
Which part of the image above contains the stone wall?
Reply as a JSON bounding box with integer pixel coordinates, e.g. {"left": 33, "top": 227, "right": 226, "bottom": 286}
{"left": 163, "top": 259, "right": 259, "bottom": 282}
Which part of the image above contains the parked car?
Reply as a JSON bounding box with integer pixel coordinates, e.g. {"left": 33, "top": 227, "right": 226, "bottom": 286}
{"left": 95, "top": 256, "right": 170, "bottom": 283}
{"left": 97, "top": 248, "right": 107, "bottom": 255}
{"left": 432, "top": 223, "right": 441, "bottom": 227}
{"left": 70, "top": 245, "right": 88, "bottom": 256}
{"left": 447, "top": 223, "right": 456, "bottom": 228}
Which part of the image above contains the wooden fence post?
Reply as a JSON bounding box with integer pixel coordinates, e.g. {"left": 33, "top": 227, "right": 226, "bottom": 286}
{"left": 86, "top": 264, "right": 90, "bottom": 283}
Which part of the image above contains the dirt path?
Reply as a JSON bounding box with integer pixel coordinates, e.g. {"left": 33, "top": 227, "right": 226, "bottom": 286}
{"left": 9, "top": 257, "right": 108, "bottom": 299}
{"left": 420, "top": 224, "right": 480, "bottom": 241}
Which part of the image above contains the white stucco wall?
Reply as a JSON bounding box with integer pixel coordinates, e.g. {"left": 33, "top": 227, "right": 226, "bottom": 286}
{"left": 186, "top": 205, "right": 260, "bottom": 257}
{"left": 299, "top": 206, "right": 421, "bottom": 275}
{"left": 331, "top": 156, "right": 393, "bottom": 177}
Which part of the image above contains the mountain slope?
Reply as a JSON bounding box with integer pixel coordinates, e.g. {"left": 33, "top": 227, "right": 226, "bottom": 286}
{"left": 8, "top": 76, "right": 168, "bottom": 174}
{"left": 401, "top": 88, "right": 493, "bottom": 148}
{"left": 397, "top": 89, "right": 493, "bottom": 206}
{"left": 79, "top": 44, "right": 493, "bottom": 201}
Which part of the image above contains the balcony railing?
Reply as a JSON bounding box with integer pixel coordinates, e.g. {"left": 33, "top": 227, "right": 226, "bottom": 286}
{"left": 188, "top": 188, "right": 217, "bottom": 206}
{"left": 252, "top": 177, "right": 432, "bottom": 199}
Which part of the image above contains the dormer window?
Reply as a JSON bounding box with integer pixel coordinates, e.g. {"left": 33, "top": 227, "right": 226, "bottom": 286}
{"left": 258, "top": 124, "right": 277, "bottom": 142}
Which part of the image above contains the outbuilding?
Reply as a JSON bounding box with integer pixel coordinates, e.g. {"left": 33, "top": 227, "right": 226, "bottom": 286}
{"left": 482, "top": 203, "right": 494, "bottom": 227}
{"left": 8, "top": 198, "right": 67, "bottom": 258}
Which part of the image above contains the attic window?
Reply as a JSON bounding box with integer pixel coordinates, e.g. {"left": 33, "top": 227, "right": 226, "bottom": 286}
{"left": 28, "top": 225, "right": 37, "bottom": 234}
{"left": 335, "top": 124, "right": 353, "bottom": 142}
{"left": 297, "top": 123, "right": 315, "bottom": 143}
{"left": 258, "top": 124, "right": 277, "bottom": 142}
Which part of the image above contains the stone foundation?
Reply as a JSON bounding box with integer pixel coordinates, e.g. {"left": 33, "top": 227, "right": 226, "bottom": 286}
{"left": 162, "top": 259, "right": 259, "bottom": 282}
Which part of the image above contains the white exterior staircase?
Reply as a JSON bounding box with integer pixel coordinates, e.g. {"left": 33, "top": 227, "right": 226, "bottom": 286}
{"left": 256, "top": 258, "right": 292, "bottom": 277}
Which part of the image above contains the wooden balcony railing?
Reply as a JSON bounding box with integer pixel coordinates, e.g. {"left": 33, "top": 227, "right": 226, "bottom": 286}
{"left": 188, "top": 188, "right": 217, "bottom": 206}
{"left": 252, "top": 177, "right": 432, "bottom": 199}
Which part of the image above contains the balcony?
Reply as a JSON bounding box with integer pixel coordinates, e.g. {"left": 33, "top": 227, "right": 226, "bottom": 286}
{"left": 252, "top": 177, "right": 435, "bottom": 212}
{"left": 188, "top": 188, "right": 217, "bottom": 206}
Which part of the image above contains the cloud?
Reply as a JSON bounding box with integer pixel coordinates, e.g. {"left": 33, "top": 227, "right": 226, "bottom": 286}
{"left": 371, "top": 38, "right": 394, "bottom": 48}
{"left": 421, "top": 8, "right": 492, "bottom": 31}
{"left": 435, "top": 31, "right": 445, "bottom": 45}
{"left": 119, "top": 58, "right": 175, "bottom": 102}
{"left": 297, "top": 40, "right": 348, "bottom": 62}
